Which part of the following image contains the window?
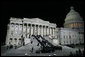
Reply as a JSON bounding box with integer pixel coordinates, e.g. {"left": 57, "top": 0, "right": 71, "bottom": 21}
{"left": 10, "top": 38, "right": 12, "bottom": 40}
{"left": 9, "top": 38, "right": 12, "bottom": 45}
{"left": 11, "top": 31, "right": 13, "bottom": 36}
{"left": 64, "top": 36, "right": 65, "bottom": 38}
{"left": 19, "top": 38, "right": 21, "bottom": 40}
{"left": 15, "top": 38, "right": 17, "bottom": 40}
{"left": 69, "top": 35, "right": 71, "bottom": 39}
{"left": 67, "top": 40, "right": 68, "bottom": 44}
{"left": 66, "top": 36, "right": 68, "bottom": 38}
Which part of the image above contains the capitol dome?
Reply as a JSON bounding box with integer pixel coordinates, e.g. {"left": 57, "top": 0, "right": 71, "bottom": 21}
{"left": 64, "top": 6, "right": 84, "bottom": 29}
{"left": 65, "top": 6, "right": 83, "bottom": 21}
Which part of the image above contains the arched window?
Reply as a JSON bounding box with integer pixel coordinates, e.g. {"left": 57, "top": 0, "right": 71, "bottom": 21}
{"left": 9, "top": 38, "right": 12, "bottom": 45}
{"left": 18, "top": 38, "right": 21, "bottom": 45}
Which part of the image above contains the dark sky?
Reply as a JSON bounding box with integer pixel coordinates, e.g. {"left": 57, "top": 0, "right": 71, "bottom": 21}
{"left": 1, "top": 0, "right": 84, "bottom": 44}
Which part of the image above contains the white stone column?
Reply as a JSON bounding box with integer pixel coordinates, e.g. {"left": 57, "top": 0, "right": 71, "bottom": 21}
{"left": 36, "top": 25, "right": 38, "bottom": 35}
{"left": 18, "top": 24, "right": 19, "bottom": 37}
{"left": 26, "top": 24, "right": 27, "bottom": 38}
{"left": 21, "top": 22, "right": 24, "bottom": 45}
{"left": 31, "top": 24, "right": 33, "bottom": 35}
{"left": 46, "top": 26, "right": 47, "bottom": 36}
{"left": 23, "top": 24, "right": 26, "bottom": 38}
{"left": 39, "top": 25, "right": 41, "bottom": 35}
{"left": 40, "top": 25, "right": 41, "bottom": 36}
{"left": 6, "top": 24, "right": 10, "bottom": 45}
{"left": 51, "top": 28, "right": 53, "bottom": 37}
{"left": 53, "top": 28, "right": 55, "bottom": 38}
{"left": 41, "top": 25, "right": 43, "bottom": 37}
{"left": 44, "top": 26, "right": 46, "bottom": 36}
{"left": 32, "top": 24, "right": 34, "bottom": 35}
{"left": 38, "top": 25, "right": 40, "bottom": 35}
{"left": 29, "top": 24, "right": 31, "bottom": 36}
{"left": 54, "top": 28, "right": 56, "bottom": 38}
{"left": 27, "top": 24, "right": 30, "bottom": 38}
{"left": 45, "top": 26, "right": 47, "bottom": 36}
{"left": 49, "top": 27, "right": 50, "bottom": 36}
{"left": 34, "top": 25, "right": 36, "bottom": 35}
{"left": 52, "top": 28, "right": 54, "bottom": 38}
{"left": 50, "top": 27, "right": 51, "bottom": 36}
{"left": 52, "top": 27, "right": 53, "bottom": 37}
{"left": 43, "top": 26, "right": 44, "bottom": 36}
{"left": 14, "top": 24, "right": 16, "bottom": 36}
{"left": 27, "top": 24, "right": 28, "bottom": 37}
{"left": 22, "top": 23, "right": 24, "bottom": 37}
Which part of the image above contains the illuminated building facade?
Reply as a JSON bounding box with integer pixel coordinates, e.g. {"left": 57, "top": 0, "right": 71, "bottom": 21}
{"left": 64, "top": 6, "right": 84, "bottom": 44}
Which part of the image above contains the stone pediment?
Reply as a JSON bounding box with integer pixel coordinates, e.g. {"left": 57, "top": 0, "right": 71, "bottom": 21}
{"left": 23, "top": 18, "right": 49, "bottom": 24}
{"left": 23, "top": 18, "right": 52, "bottom": 26}
{"left": 10, "top": 17, "right": 56, "bottom": 27}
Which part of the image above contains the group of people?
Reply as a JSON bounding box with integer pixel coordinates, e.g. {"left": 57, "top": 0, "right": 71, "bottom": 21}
{"left": 69, "top": 49, "right": 84, "bottom": 56}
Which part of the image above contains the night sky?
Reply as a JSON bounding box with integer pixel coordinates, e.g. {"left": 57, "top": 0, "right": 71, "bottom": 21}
{"left": 1, "top": 0, "right": 84, "bottom": 45}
